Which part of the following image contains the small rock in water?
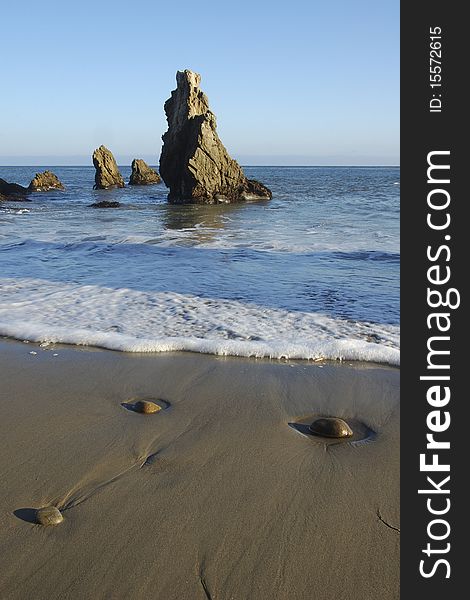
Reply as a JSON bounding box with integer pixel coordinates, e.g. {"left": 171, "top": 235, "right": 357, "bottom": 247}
{"left": 133, "top": 400, "right": 161, "bottom": 414}
{"left": 28, "top": 170, "right": 65, "bottom": 192}
{"left": 89, "top": 200, "right": 121, "bottom": 208}
{"left": 36, "top": 506, "right": 63, "bottom": 526}
{"left": 309, "top": 417, "right": 353, "bottom": 439}
{"left": 0, "top": 177, "right": 29, "bottom": 200}
{"left": 129, "top": 159, "right": 161, "bottom": 185}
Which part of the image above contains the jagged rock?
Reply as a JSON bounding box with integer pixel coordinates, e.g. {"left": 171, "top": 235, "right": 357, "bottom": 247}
{"left": 89, "top": 200, "right": 121, "bottom": 208}
{"left": 129, "top": 159, "right": 161, "bottom": 185}
{"left": 28, "top": 170, "right": 65, "bottom": 192}
{"left": 0, "top": 178, "right": 29, "bottom": 201}
{"left": 159, "top": 70, "right": 272, "bottom": 204}
{"left": 92, "top": 145, "right": 125, "bottom": 190}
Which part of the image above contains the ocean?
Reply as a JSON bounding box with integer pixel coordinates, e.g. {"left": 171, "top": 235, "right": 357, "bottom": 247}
{"left": 0, "top": 165, "right": 399, "bottom": 364}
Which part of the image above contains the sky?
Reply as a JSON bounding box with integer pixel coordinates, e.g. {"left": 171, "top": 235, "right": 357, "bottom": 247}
{"left": 0, "top": 0, "right": 399, "bottom": 166}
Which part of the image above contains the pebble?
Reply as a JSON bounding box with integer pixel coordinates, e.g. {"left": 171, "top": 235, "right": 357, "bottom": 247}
{"left": 36, "top": 506, "right": 64, "bottom": 526}
{"left": 309, "top": 417, "right": 353, "bottom": 439}
{"left": 133, "top": 400, "right": 161, "bottom": 414}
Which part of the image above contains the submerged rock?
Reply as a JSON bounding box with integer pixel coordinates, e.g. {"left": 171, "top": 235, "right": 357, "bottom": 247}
{"left": 309, "top": 417, "right": 353, "bottom": 439}
{"left": 89, "top": 200, "right": 121, "bottom": 208}
{"left": 92, "top": 145, "right": 125, "bottom": 190}
{"left": 159, "top": 70, "right": 272, "bottom": 204}
{"left": 28, "top": 170, "right": 65, "bottom": 192}
{"left": 0, "top": 178, "right": 29, "bottom": 201}
{"left": 36, "top": 506, "right": 63, "bottom": 526}
{"left": 129, "top": 159, "right": 161, "bottom": 185}
{"left": 133, "top": 400, "right": 161, "bottom": 414}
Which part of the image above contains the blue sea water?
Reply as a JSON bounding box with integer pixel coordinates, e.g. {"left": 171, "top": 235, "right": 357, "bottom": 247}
{"left": 0, "top": 166, "right": 399, "bottom": 364}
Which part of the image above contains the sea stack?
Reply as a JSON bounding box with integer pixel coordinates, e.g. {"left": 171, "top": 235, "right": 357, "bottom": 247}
{"left": 92, "top": 145, "right": 125, "bottom": 189}
{"left": 28, "top": 170, "right": 65, "bottom": 192}
{"left": 129, "top": 159, "right": 161, "bottom": 185}
{"left": 159, "top": 70, "right": 272, "bottom": 204}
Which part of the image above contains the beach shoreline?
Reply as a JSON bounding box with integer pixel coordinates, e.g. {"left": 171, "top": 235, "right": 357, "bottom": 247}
{"left": 0, "top": 338, "right": 399, "bottom": 599}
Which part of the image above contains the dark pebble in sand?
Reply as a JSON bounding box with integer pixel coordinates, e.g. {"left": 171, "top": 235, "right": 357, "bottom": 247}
{"left": 36, "top": 506, "right": 63, "bottom": 526}
{"left": 309, "top": 417, "right": 353, "bottom": 439}
{"left": 133, "top": 400, "right": 161, "bottom": 414}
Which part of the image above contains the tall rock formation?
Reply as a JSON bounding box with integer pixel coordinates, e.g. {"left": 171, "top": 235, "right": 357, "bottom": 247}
{"left": 92, "top": 145, "right": 125, "bottom": 189}
{"left": 129, "top": 159, "right": 161, "bottom": 185}
{"left": 159, "top": 70, "right": 272, "bottom": 204}
{"left": 28, "top": 170, "right": 64, "bottom": 191}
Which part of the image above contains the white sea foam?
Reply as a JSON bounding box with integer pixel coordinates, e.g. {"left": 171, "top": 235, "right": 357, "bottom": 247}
{"left": 0, "top": 277, "right": 400, "bottom": 365}
{"left": 1, "top": 208, "right": 30, "bottom": 215}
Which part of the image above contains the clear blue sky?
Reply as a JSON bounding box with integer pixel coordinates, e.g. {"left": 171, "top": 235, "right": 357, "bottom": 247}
{"left": 0, "top": 0, "right": 399, "bottom": 165}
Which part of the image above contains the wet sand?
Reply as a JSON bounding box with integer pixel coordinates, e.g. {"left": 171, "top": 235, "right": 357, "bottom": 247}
{"left": 0, "top": 339, "right": 399, "bottom": 600}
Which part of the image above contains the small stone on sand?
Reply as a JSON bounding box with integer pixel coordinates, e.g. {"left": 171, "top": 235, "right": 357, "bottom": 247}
{"left": 309, "top": 417, "right": 353, "bottom": 439}
{"left": 133, "top": 400, "right": 161, "bottom": 414}
{"left": 36, "top": 506, "right": 63, "bottom": 526}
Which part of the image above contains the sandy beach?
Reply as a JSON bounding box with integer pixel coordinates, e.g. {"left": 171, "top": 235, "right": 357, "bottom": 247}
{"left": 0, "top": 339, "right": 399, "bottom": 599}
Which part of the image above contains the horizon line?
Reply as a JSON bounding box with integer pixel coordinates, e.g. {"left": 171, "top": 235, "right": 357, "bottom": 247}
{"left": 0, "top": 164, "right": 400, "bottom": 168}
